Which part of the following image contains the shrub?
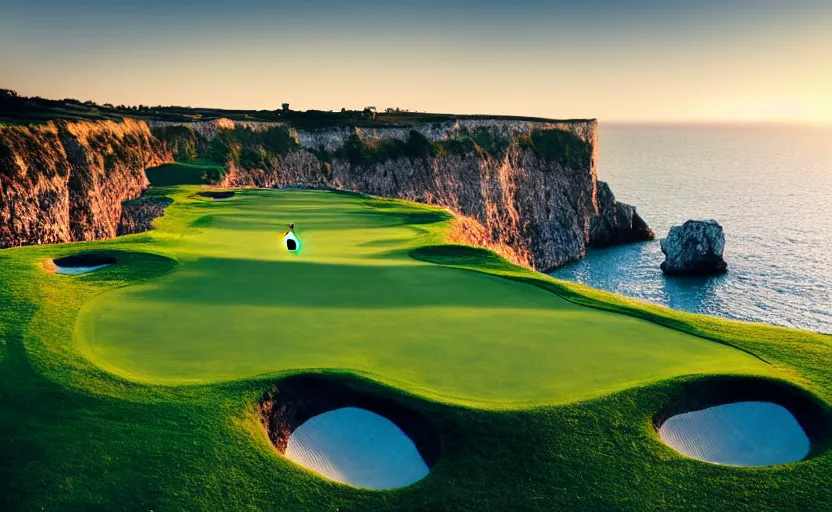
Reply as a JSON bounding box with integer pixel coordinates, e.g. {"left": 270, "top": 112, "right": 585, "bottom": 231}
{"left": 337, "top": 133, "right": 367, "bottom": 166}
{"left": 529, "top": 129, "right": 592, "bottom": 168}
{"left": 436, "top": 137, "right": 478, "bottom": 158}
{"left": 307, "top": 148, "right": 333, "bottom": 165}
{"left": 252, "top": 126, "right": 300, "bottom": 156}
{"left": 208, "top": 130, "right": 237, "bottom": 165}
{"left": 472, "top": 128, "right": 509, "bottom": 158}
{"left": 202, "top": 167, "right": 228, "bottom": 184}
{"left": 241, "top": 145, "right": 277, "bottom": 170}
{"left": 513, "top": 129, "right": 591, "bottom": 168}
{"left": 431, "top": 141, "right": 447, "bottom": 158}
{"left": 333, "top": 129, "right": 497, "bottom": 166}
{"left": 151, "top": 125, "right": 202, "bottom": 162}
{"left": 404, "top": 130, "right": 434, "bottom": 160}
{"left": 335, "top": 134, "right": 407, "bottom": 167}
{"left": 515, "top": 133, "right": 534, "bottom": 150}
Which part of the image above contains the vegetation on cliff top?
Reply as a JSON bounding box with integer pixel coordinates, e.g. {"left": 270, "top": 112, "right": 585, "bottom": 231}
{"left": 332, "top": 126, "right": 580, "bottom": 168}
{"left": 1, "top": 89, "right": 593, "bottom": 128}
{"left": 152, "top": 123, "right": 300, "bottom": 177}
{"left": 516, "top": 128, "right": 593, "bottom": 168}
{"left": 334, "top": 130, "right": 442, "bottom": 166}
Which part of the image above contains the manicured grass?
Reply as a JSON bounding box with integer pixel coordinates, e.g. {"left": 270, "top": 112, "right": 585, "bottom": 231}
{"left": 1, "top": 186, "right": 830, "bottom": 511}
{"left": 144, "top": 161, "right": 222, "bottom": 186}
{"left": 75, "top": 190, "right": 768, "bottom": 405}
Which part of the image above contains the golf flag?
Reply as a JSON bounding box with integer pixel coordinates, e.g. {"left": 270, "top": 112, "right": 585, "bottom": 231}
{"left": 283, "top": 231, "right": 300, "bottom": 251}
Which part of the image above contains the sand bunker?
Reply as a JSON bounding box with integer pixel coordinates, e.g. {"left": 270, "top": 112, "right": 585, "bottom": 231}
{"left": 259, "top": 376, "right": 439, "bottom": 490}
{"left": 198, "top": 191, "right": 235, "bottom": 200}
{"left": 285, "top": 407, "right": 429, "bottom": 489}
{"left": 659, "top": 401, "right": 810, "bottom": 466}
{"left": 52, "top": 254, "right": 116, "bottom": 275}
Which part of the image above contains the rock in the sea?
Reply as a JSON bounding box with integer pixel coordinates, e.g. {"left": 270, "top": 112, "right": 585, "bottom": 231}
{"left": 660, "top": 220, "right": 727, "bottom": 276}
{"left": 589, "top": 181, "right": 655, "bottom": 248}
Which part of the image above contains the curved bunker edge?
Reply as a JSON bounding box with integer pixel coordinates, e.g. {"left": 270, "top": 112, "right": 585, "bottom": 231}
{"left": 198, "top": 191, "right": 236, "bottom": 201}
{"left": 49, "top": 253, "right": 117, "bottom": 275}
{"left": 653, "top": 376, "right": 832, "bottom": 466}
{"left": 258, "top": 374, "right": 441, "bottom": 488}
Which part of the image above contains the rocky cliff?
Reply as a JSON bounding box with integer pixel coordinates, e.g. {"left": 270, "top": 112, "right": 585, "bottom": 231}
{"left": 0, "top": 116, "right": 652, "bottom": 272}
{"left": 0, "top": 119, "right": 171, "bottom": 248}
{"left": 153, "top": 118, "right": 653, "bottom": 271}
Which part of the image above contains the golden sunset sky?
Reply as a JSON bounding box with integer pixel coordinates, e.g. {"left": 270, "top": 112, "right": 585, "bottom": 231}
{"left": 2, "top": 1, "right": 830, "bottom": 123}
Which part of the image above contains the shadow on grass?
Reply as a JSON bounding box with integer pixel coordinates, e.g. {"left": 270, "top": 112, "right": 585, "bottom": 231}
{"left": 410, "top": 245, "right": 514, "bottom": 272}
{"left": 44, "top": 249, "right": 178, "bottom": 285}
{"left": 191, "top": 205, "right": 449, "bottom": 232}
{"left": 406, "top": 244, "right": 784, "bottom": 366}
{"left": 119, "top": 256, "right": 563, "bottom": 310}
{"left": 146, "top": 162, "right": 218, "bottom": 187}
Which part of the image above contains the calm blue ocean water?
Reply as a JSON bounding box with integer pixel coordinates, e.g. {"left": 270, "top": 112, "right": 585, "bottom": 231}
{"left": 552, "top": 124, "right": 832, "bottom": 334}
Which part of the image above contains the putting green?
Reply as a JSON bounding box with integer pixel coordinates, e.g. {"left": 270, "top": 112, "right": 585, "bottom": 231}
{"left": 75, "top": 190, "right": 770, "bottom": 405}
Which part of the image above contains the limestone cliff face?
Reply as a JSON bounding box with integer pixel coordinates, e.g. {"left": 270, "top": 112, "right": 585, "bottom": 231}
{"left": 0, "top": 116, "right": 651, "bottom": 272}
{"left": 0, "top": 119, "right": 171, "bottom": 248}
{"left": 194, "top": 119, "right": 652, "bottom": 271}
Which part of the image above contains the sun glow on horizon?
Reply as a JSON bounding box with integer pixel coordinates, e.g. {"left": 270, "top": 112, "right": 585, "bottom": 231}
{"left": 1, "top": 0, "right": 830, "bottom": 124}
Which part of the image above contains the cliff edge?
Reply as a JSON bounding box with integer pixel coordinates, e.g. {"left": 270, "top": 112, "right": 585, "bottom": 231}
{"left": 0, "top": 117, "right": 652, "bottom": 272}
{"left": 153, "top": 118, "right": 653, "bottom": 271}
{"left": 0, "top": 119, "right": 171, "bottom": 247}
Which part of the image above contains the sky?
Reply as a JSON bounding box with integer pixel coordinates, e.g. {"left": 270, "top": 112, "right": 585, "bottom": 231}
{"left": 1, "top": 0, "right": 831, "bottom": 124}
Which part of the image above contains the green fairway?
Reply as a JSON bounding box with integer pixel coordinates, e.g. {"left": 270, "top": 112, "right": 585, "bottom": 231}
{"left": 74, "top": 190, "right": 768, "bottom": 404}
{"left": 2, "top": 184, "right": 831, "bottom": 511}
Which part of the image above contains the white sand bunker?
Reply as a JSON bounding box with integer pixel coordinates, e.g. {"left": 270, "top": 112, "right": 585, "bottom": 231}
{"left": 52, "top": 255, "right": 115, "bottom": 275}
{"left": 659, "top": 401, "right": 810, "bottom": 466}
{"left": 55, "top": 263, "right": 111, "bottom": 275}
{"left": 285, "top": 407, "right": 429, "bottom": 489}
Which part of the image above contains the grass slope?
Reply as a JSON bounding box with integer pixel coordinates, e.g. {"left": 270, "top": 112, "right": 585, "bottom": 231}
{"left": 1, "top": 186, "right": 830, "bottom": 511}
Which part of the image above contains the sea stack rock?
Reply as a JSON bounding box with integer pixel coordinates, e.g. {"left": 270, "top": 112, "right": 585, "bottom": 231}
{"left": 660, "top": 220, "right": 727, "bottom": 276}
{"left": 589, "top": 181, "right": 655, "bottom": 248}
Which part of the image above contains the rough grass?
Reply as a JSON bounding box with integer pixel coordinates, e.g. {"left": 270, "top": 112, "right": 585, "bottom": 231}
{"left": 0, "top": 188, "right": 830, "bottom": 511}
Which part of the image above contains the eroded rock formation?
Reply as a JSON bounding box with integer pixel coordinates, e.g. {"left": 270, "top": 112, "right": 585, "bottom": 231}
{"left": 589, "top": 181, "right": 655, "bottom": 248}
{"left": 0, "top": 119, "right": 171, "bottom": 247}
{"left": 117, "top": 195, "right": 174, "bottom": 236}
{"left": 660, "top": 219, "right": 727, "bottom": 276}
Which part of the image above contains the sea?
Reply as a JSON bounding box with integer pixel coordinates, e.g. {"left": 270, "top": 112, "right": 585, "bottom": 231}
{"left": 551, "top": 124, "right": 832, "bottom": 334}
